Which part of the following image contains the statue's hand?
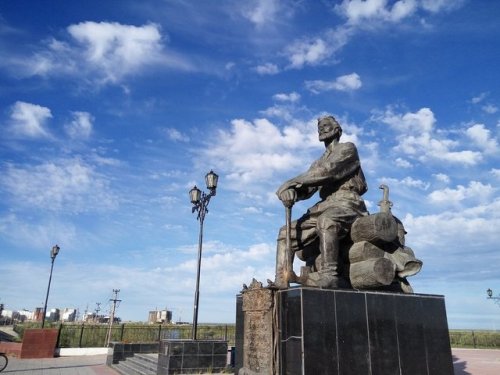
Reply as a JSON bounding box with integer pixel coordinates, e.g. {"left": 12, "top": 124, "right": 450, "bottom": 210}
{"left": 279, "top": 188, "right": 296, "bottom": 208}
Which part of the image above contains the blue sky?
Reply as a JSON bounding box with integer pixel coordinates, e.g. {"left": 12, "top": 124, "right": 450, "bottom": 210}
{"left": 1, "top": 0, "right": 499, "bottom": 328}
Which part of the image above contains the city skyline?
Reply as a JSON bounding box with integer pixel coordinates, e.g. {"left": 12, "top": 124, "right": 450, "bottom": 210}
{"left": 1, "top": 0, "right": 499, "bottom": 328}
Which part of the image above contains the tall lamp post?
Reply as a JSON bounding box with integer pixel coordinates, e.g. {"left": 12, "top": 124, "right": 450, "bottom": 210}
{"left": 42, "top": 245, "right": 60, "bottom": 328}
{"left": 487, "top": 288, "right": 500, "bottom": 306}
{"left": 189, "top": 170, "right": 218, "bottom": 340}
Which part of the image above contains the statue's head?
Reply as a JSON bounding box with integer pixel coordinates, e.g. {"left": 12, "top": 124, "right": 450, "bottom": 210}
{"left": 317, "top": 115, "right": 342, "bottom": 142}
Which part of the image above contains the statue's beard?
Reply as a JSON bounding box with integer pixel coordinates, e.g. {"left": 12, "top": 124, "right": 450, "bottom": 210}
{"left": 319, "top": 131, "right": 335, "bottom": 141}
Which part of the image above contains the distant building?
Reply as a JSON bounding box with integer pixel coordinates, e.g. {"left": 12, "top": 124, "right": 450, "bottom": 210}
{"left": 33, "top": 307, "right": 44, "bottom": 322}
{"left": 148, "top": 309, "right": 172, "bottom": 324}
{"left": 46, "top": 308, "right": 60, "bottom": 322}
{"left": 62, "top": 308, "right": 77, "bottom": 322}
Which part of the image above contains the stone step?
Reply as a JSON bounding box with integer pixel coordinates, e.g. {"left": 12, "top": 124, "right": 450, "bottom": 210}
{"left": 112, "top": 353, "right": 158, "bottom": 375}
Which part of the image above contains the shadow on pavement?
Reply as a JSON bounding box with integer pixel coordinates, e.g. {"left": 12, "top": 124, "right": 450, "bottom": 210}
{"left": 453, "top": 354, "right": 471, "bottom": 375}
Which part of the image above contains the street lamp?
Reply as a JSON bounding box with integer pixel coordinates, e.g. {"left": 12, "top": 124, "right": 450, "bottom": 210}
{"left": 42, "top": 245, "right": 60, "bottom": 328}
{"left": 189, "top": 170, "right": 218, "bottom": 340}
{"left": 486, "top": 288, "right": 500, "bottom": 306}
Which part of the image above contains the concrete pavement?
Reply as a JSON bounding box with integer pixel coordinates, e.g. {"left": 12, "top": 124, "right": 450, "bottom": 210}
{"left": 1, "top": 354, "right": 118, "bottom": 374}
{"left": 1, "top": 348, "right": 500, "bottom": 374}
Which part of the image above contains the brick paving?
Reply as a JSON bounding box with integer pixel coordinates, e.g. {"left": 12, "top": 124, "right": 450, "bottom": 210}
{"left": 1, "top": 348, "right": 499, "bottom": 374}
{"left": 1, "top": 354, "right": 118, "bottom": 374}
{"left": 453, "top": 348, "right": 500, "bottom": 375}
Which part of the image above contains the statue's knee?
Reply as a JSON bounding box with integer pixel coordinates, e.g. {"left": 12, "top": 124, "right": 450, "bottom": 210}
{"left": 317, "top": 217, "right": 341, "bottom": 233}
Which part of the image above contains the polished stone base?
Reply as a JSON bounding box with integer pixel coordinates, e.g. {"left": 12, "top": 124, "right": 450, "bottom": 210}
{"left": 278, "top": 288, "right": 454, "bottom": 375}
{"left": 157, "top": 339, "right": 227, "bottom": 374}
{"left": 235, "top": 287, "right": 454, "bottom": 375}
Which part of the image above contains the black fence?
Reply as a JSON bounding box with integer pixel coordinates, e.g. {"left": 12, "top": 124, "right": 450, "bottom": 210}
{"left": 54, "top": 323, "right": 235, "bottom": 348}
{"left": 449, "top": 330, "right": 500, "bottom": 348}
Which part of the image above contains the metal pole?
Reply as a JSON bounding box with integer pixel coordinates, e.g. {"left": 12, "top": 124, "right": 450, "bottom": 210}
{"left": 41, "top": 258, "right": 55, "bottom": 328}
{"left": 192, "top": 215, "right": 204, "bottom": 340}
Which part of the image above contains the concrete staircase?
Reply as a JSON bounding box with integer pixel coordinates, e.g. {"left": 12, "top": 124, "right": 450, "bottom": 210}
{"left": 112, "top": 353, "right": 158, "bottom": 375}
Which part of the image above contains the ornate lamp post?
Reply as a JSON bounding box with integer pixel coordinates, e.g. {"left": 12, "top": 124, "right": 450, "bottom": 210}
{"left": 487, "top": 288, "right": 500, "bottom": 306}
{"left": 189, "top": 170, "right": 218, "bottom": 340}
{"left": 42, "top": 245, "right": 60, "bottom": 328}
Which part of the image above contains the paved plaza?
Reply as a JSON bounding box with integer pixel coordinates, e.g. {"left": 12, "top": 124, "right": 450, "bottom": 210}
{"left": 1, "top": 348, "right": 499, "bottom": 374}
{"left": 1, "top": 354, "right": 118, "bottom": 375}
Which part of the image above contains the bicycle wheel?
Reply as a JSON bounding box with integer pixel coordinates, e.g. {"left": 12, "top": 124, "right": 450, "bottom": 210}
{"left": 0, "top": 353, "right": 7, "bottom": 372}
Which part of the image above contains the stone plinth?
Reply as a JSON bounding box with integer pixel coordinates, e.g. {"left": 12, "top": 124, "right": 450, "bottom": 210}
{"left": 20, "top": 328, "right": 58, "bottom": 359}
{"left": 236, "top": 287, "right": 454, "bottom": 375}
{"left": 157, "top": 339, "right": 227, "bottom": 374}
{"left": 238, "top": 283, "right": 275, "bottom": 375}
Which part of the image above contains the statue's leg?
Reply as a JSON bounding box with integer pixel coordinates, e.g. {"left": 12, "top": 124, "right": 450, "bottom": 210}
{"left": 275, "top": 216, "right": 316, "bottom": 289}
{"left": 305, "top": 214, "right": 342, "bottom": 288}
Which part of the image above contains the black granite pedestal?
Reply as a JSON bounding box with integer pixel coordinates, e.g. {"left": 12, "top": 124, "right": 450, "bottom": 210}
{"left": 236, "top": 287, "right": 454, "bottom": 375}
{"left": 157, "top": 339, "right": 228, "bottom": 374}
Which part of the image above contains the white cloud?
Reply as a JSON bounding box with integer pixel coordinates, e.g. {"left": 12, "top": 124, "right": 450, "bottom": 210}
{"left": 375, "top": 107, "right": 483, "bottom": 165}
{"left": 336, "top": 0, "right": 418, "bottom": 25}
{"left": 395, "top": 157, "right": 412, "bottom": 168}
{"left": 2, "top": 158, "right": 118, "bottom": 213}
{"left": 201, "top": 118, "right": 320, "bottom": 192}
{"left": 65, "top": 111, "right": 93, "bottom": 139}
{"left": 428, "top": 181, "right": 495, "bottom": 205}
{"left": 404, "top": 198, "right": 500, "bottom": 252}
{"left": 272, "top": 92, "right": 300, "bottom": 102}
{"left": 471, "top": 92, "right": 488, "bottom": 104}
{"left": 491, "top": 169, "right": 500, "bottom": 179}
{"left": 286, "top": 37, "right": 330, "bottom": 68}
{"left": 482, "top": 104, "right": 498, "bottom": 114}
{"left": 305, "top": 73, "right": 362, "bottom": 93}
{"left": 8, "top": 101, "right": 52, "bottom": 139}
{"left": 420, "top": 0, "right": 465, "bottom": 13}
{"left": 67, "top": 21, "right": 165, "bottom": 83}
{"left": 433, "top": 173, "right": 450, "bottom": 184}
{"left": 465, "top": 123, "right": 498, "bottom": 154}
{"left": 241, "top": 0, "right": 280, "bottom": 28}
{"left": 18, "top": 22, "right": 193, "bottom": 86}
{"left": 381, "top": 176, "right": 430, "bottom": 190}
{"left": 164, "top": 127, "right": 190, "bottom": 142}
{"left": 254, "top": 63, "right": 279, "bottom": 75}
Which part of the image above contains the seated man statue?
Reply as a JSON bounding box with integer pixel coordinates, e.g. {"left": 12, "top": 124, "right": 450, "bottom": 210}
{"left": 275, "top": 115, "right": 368, "bottom": 289}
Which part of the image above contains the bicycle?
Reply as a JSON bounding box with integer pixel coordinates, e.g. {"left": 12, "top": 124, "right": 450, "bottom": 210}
{"left": 0, "top": 352, "right": 7, "bottom": 372}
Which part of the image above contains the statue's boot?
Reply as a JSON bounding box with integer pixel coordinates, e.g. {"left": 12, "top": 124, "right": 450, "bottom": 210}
{"left": 304, "top": 230, "right": 339, "bottom": 289}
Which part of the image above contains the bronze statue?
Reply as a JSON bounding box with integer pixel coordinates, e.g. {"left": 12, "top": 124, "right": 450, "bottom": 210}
{"left": 275, "top": 115, "right": 369, "bottom": 288}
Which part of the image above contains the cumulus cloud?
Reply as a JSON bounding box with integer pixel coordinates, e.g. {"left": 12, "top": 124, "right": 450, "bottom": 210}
{"left": 482, "top": 104, "right": 498, "bottom": 114}
{"left": 254, "top": 63, "right": 279, "bottom": 75}
{"left": 2, "top": 158, "right": 118, "bottom": 213}
{"left": 200, "top": 118, "right": 321, "bottom": 192}
{"left": 395, "top": 157, "right": 412, "bottom": 168}
{"left": 16, "top": 22, "right": 193, "bottom": 86}
{"left": 465, "top": 124, "right": 498, "bottom": 154}
{"left": 272, "top": 92, "right": 300, "bottom": 102}
{"left": 241, "top": 0, "right": 280, "bottom": 28}
{"left": 428, "top": 181, "right": 495, "bottom": 205}
{"left": 164, "top": 127, "right": 190, "bottom": 142}
{"left": 375, "top": 107, "right": 483, "bottom": 165}
{"left": 404, "top": 198, "right": 500, "bottom": 252}
{"left": 335, "top": 0, "right": 418, "bottom": 25}
{"left": 65, "top": 111, "right": 93, "bottom": 139}
{"left": 433, "top": 173, "right": 450, "bottom": 184}
{"left": 305, "top": 73, "right": 362, "bottom": 93}
{"left": 8, "top": 101, "right": 52, "bottom": 139}
{"left": 380, "top": 176, "right": 430, "bottom": 190}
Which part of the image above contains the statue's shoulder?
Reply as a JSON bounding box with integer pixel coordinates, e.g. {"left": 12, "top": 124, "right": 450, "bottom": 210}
{"left": 338, "top": 141, "right": 358, "bottom": 152}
